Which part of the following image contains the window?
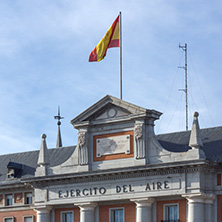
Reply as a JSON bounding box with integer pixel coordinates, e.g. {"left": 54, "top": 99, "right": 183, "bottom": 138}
{"left": 61, "top": 211, "right": 73, "bottom": 222}
{"left": 4, "top": 217, "right": 14, "bottom": 222}
{"left": 5, "top": 194, "right": 13, "bottom": 206}
{"left": 23, "top": 216, "right": 33, "bottom": 222}
{"left": 25, "top": 193, "right": 32, "bottom": 204}
{"left": 7, "top": 169, "right": 15, "bottom": 179}
{"left": 110, "top": 208, "right": 124, "bottom": 222}
{"left": 163, "top": 204, "right": 179, "bottom": 222}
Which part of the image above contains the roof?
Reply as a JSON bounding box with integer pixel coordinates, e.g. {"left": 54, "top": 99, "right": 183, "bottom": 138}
{"left": 0, "top": 146, "right": 75, "bottom": 184}
{"left": 157, "top": 126, "right": 222, "bottom": 161}
{"left": 0, "top": 126, "right": 222, "bottom": 185}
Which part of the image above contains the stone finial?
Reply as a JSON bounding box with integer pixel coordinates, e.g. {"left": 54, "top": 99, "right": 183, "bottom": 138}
{"left": 56, "top": 124, "right": 62, "bottom": 148}
{"left": 37, "top": 134, "right": 50, "bottom": 166}
{"left": 54, "top": 106, "right": 63, "bottom": 148}
{"left": 189, "top": 112, "right": 203, "bottom": 149}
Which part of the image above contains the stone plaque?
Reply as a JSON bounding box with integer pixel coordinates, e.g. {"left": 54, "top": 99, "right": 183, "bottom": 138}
{"left": 96, "top": 134, "right": 130, "bottom": 157}
{"left": 93, "top": 131, "right": 134, "bottom": 161}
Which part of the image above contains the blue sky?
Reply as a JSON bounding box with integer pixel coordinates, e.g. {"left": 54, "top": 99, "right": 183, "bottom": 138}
{"left": 0, "top": 0, "right": 222, "bottom": 154}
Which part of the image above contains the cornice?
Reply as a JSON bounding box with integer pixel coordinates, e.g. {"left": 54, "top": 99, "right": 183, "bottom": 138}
{"left": 21, "top": 160, "right": 216, "bottom": 187}
{"left": 0, "top": 204, "right": 33, "bottom": 212}
{"left": 0, "top": 182, "right": 27, "bottom": 191}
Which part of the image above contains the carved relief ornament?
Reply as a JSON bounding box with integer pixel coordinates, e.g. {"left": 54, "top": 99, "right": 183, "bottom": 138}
{"left": 135, "top": 124, "right": 143, "bottom": 139}
{"left": 78, "top": 132, "right": 86, "bottom": 147}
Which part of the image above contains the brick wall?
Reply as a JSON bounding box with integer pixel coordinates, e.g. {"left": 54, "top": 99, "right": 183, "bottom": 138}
{"left": 0, "top": 209, "right": 36, "bottom": 222}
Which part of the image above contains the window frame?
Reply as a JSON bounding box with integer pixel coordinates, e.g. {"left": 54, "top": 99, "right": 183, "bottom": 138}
{"left": 3, "top": 216, "right": 14, "bottom": 222}
{"left": 23, "top": 215, "right": 34, "bottom": 222}
{"left": 7, "top": 168, "right": 15, "bottom": 179}
{"left": 25, "top": 192, "right": 33, "bottom": 205}
{"left": 109, "top": 207, "right": 125, "bottom": 222}
{"left": 5, "top": 194, "right": 13, "bottom": 206}
{"left": 163, "top": 203, "right": 179, "bottom": 221}
{"left": 60, "top": 210, "right": 74, "bottom": 222}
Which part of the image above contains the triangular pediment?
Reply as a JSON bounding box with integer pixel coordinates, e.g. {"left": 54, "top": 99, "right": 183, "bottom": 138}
{"left": 93, "top": 104, "right": 131, "bottom": 121}
{"left": 71, "top": 95, "right": 160, "bottom": 126}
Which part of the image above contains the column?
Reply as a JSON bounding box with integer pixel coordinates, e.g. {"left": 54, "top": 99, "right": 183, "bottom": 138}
{"left": 183, "top": 193, "right": 215, "bottom": 222}
{"left": 34, "top": 206, "right": 53, "bottom": 222}
{"left": 131, "top": 198, "right": 155, "bottom": 222}
{"left": 204, "top": 194, "right": 215, "bottom": 222}
{"left": 76, "top": 202, "right": 97, "bottom": 222}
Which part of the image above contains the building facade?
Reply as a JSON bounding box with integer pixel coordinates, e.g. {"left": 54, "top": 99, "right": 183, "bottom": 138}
{"left": 0, "top": 95, "right": 222, "bottom": 222}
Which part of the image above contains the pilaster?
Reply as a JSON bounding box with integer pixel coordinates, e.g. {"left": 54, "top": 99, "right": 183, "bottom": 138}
{"left": 34, "top": 205, "right": 53, "bottom": 222}
{"left": 75, "top": 202, "right": 97, "bottom": 222}
{"left": 131, "top": 198, "right": 155, "bottom": 222}
{"left": 183, "top": 193, "right": 215, "bottom": 222}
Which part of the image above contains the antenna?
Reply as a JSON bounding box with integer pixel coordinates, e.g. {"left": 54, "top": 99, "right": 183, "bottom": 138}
{"left": 178, "top": 43, "right": 188, "bottom": 131}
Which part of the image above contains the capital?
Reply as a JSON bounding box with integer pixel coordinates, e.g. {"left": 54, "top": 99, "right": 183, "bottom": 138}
{"left": 34, "top": 205, "right": 53, "bottom": 214}
{"left": 131, "top": 198, "right": 155, "bottom": 207}
{"left": 75, "top": 202, "right": 97, "bottom": 212}
{"left": 182, "top": 193, "right": 215, "bottom": 204}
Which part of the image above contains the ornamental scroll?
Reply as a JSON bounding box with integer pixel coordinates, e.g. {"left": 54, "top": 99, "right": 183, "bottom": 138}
{"left": 135, "top": 123, "right": 145, "bottom": 159}
{"left": 78, "top": 132, "right": 88, "bottom": 165}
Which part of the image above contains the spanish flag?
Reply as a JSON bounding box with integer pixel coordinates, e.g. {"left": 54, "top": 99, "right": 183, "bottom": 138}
{"left": 89, "top": 15, "right": 120, "bottom": 62}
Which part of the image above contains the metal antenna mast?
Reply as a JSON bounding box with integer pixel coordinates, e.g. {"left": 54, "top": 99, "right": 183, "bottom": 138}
{"left": 178, "top": 43, "right": 188, "bottom": 131}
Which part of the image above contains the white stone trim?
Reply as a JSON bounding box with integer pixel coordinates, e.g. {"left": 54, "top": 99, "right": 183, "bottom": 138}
{"left": 34, "top": 205, "right": 53, "bottom": 213}
{"left": 24, "top": 192, "right": 33, "bottom": 205}
{"left": 5, "top": 194, "right": 13, "bottom": 207}
{"left": 76, "top": 202, "right": 97, "bottom": 211}
{"left": 182, "top": 193, "right": 215, "bottom": 204}
{"left": 75, "top": 202, "right": 97, "bottom": 222}
{"left": 130, "top": 198, "right": 155, "bottom": 207}
{"left": 60, "top": 210, "right": 74, "bottom": 222}
{"left": 109, "top": 207, "right": 124, "bottom": 222}
{"left": 23, "top": 215, "right": 34, "bottom": 222}
{"left": 3, "top": 216, "right": 14, "bottom": 222}
{"left": 163, "top": 203, "right": 179, "bottom": 220}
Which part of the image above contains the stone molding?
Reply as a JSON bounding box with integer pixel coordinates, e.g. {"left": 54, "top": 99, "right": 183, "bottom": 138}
{"left": 131, "top": 197, "right": 155, "bottom": 207}
{"left": 0, "top": 205, "right": 32, "bottom": 212}
{"left": 182, "top": 193, "right": 215, "bottom": 204}
{"left": 26, "top": 163, "right": 214, "bottom": 187}
{"left": 75, "top": 202, "right": 97, "bottom": 212}
{"left": 34, "top": 205, "right": 53, "bottom": 213}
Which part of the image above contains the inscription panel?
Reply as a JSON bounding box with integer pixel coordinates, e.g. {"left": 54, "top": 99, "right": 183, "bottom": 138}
{"left": 47, "top": 174, "right": 185, "bottom": 204}
{"left": 96, "top": 134, "right": 130, "bottom": 157}
{"left": 93, "top": 131, "right": 134, "bottom": 161}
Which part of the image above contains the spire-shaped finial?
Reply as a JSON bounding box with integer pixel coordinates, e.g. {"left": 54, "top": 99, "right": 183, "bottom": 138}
{"left": 189, "top": 112, "right": 203, "bottom": 149}
{"left": 54, "top": 106, "right": 64, "bottom": 148}
{"left": 37, "top": 134, "right": 50, "bottom": 166}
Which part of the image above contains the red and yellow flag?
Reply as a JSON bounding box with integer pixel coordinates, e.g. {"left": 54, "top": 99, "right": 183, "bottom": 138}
{"left": 89, "top": 15, "right": 120, "bottom": 62}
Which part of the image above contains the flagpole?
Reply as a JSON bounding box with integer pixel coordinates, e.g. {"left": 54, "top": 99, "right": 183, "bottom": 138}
{"left": 119, "top": 11, "right": 122, "bottom": 100}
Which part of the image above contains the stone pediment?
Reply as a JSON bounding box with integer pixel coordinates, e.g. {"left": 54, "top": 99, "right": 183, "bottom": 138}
{"left": 93, "top": 104, "right": 131, "bottom": 120}
{"left": 71, "top": 95, "right": 161, "bottom": 127}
